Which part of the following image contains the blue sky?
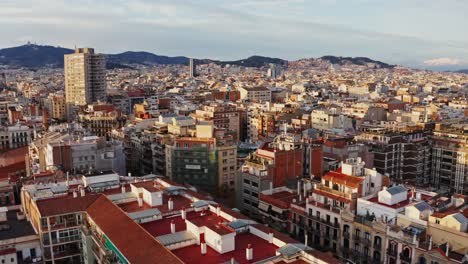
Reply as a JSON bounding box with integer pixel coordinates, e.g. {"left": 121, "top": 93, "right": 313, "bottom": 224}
{"left": 1, "top": 0, "right": 468, "bottom": 70}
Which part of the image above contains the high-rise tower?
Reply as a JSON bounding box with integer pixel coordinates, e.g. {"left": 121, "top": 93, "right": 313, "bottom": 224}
{"left": 189, "top": 58, "right": 196, "bottom": 78}
{"left": 64, "top": 48, "right": 106, "bottom": 107}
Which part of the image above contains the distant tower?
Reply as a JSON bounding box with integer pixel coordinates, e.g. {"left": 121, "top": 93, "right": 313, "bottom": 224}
{"left": 0, "top": 72, "right": 6, "bottom": 89}
{"left": 267, "top": 64, "right": 282, "bottom": 79}
{"left": 189, "top": 58, "right": 197, "bottom": 78}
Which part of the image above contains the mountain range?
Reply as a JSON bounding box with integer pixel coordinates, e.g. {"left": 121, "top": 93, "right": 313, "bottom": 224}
{"left": 0, "top": 44, "right": 394, "bottom": 69}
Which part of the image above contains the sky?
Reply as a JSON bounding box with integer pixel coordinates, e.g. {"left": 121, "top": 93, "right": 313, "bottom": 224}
{"left": 1, "top": 0, "right": 468, "bottom": 70}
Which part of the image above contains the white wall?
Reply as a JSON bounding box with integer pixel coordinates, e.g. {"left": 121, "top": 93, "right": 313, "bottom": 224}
{"left": 142, "top": 189, "right": 162, "bottom": 207}
{"left": 357, "top": 198, "right": 402, "bottom": 224}
{"left": 82, "top": 173, "right": 119, "bottom": 187}
{"left": 204, "top": 228, "right": 235, "bottom": 254}
{"left": 378, "top": 189, "right": 407, "bottom": 205}
{"left": 186, "top": 220, "right": 203, "bottom": 244}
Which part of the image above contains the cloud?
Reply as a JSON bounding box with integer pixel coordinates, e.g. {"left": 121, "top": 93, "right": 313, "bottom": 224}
{"left": 423, "top": 57, "right": 466, "bottom": 66}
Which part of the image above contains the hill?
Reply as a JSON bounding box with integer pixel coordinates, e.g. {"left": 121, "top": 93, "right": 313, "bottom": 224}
{"left": 217, "top": 55, "right": 286, "bottom": 68}
{"left": 0, "top": 44, "right": 396, "bottom": 70}
{"left": 320, "top": 56, "right": 395, "bottom": 68}
{"left": 0, "top": 44, "right": 73, "bottom": 68}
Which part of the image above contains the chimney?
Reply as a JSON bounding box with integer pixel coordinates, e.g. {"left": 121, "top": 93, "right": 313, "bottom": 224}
{"left": 446, "top": 242, "right": 449, "bottom": 257}
{"left": 246, "top": 244, "right": 253, "bottom": 261}
{"left": 269, "top": 181, "right": 273, "bottom": 194}
{"left": 66, "top": 171, "right": 69, "bottom": 187}
{"left": 181, "top": 207, "right": 186, "bottom": 219}
{"left": 230, "top": 258, "right": 235, "bottom": 264}
{"left": 268, "top": 232, "right": 274, "bottom": 244}
{"left": 121, "top": 185, "right": 126, "bottom": 194}
{"left": 137, "top": 198, "right": 143, "bottom": 208}
{"left": 168, "top": 198, "right": 174, "bottom": 210}
{"left": 428, "top": 236, "right": 432, "bottom": 250}
{"left": 171, "top": 220, "right": 176, "bottom": 234}
{"left": 297, "top": 181, "right": 301, "bottom": 196}
{"left": 73, "top": 191, "right": 77, "bottom": 198}
{"left": 201, "top": 241, "right": 207, "bottom": 255}
{"left": 80, "top": 188, "right": 85, "bottom": 197}
{"left": 305, "top": 233, "right": 308, "bottom": 247}
{"left": 216, "top": 205, "right": 221, "bottom": 216}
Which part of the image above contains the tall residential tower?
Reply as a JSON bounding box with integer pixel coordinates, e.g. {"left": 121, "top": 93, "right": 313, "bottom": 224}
{"left": 64, "top": 48, "right": 106, "bottom": 108}
{"left": 189, "top": 58, "right": 196, "bottom": 78}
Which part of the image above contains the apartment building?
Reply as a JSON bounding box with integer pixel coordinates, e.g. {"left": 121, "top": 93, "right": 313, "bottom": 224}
{"left": 431, "top": 124, "right": 467, "bottom": 195}
{"left": 193, "top": 103, "right": 241, "bottom": 141}
{"left": 45, "top": 92, "right": 67, "bottom": 120}
{"left": 28, "top": 132, "right": 125, "bottom": 176}
{"left": 239, "top": 86, "right": 272, "bottom": 102}
{"left": 64, "top": 48, "right": 106, "bottom": 108}
{"left": 19, "top": 174, "right": 337, "bottom": 264}
{"left": 239, "top": 135, "right": 303, "bottom": 219}
{"left": 77, "top": 104, "right": 126, "bottom": 137}
{"left": 356, "top": 126, "right": 432, "bottom": 187}
{"left": 165, "top": 126, "right": 237, "bottom": 198}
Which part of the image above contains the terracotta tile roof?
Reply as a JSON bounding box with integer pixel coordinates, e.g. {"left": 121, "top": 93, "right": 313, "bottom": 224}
{"left": 260, "top": 191, "right": 298, "bottom": 209}
{"left": 36, "top": 194, "right": 100, "bottom": 217}
{"left": 86, "top": 195, "right": 183, "bottom": 264}
{"left": 131, "top": 181, "right": 163, "bottom": 193}
{"left": 322, "top": 169, "right": 364, "bottom": 188}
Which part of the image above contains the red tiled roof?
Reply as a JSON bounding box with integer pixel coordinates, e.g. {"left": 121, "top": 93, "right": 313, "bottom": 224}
{"left": 142, "top": 213, "right": 191, "bottom": 237}
{"left": 36, "top": 194, "right": 100, "bottom": 217}
{"left": 367, "top": 196, "right": 410, "bottom": 209}
{"left": 260, "top": 191, "right": 298, "bottom": 209}
{"left": 86, "top": 195, "right": 183, "bottom": 264}
{"left": 251, "top": 224, "right": 299, "bottom": 244}
{"left": 313, "top": 189, "right": 351, "bottom": 203}
{"left": 172, "top": 232, "right": 278, "bottom": 264}
{"left": 322, "top": 169, "right": 364, "bottom": 188}
{"left": 0, "top": 248, "right": 16, "bottom": 256}
{"left": 132, "top": 181, "right": 163, "bottom": 193}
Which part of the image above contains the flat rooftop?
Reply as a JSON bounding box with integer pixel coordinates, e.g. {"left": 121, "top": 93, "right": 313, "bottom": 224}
{"left": 0, "top": 211, "right": 37, "bottom": 240}
{"left": 172, "top": 232, "right": 278, "bottom": 264}
{"left": 118, "top": 194, "right": 192, "bottom": 214}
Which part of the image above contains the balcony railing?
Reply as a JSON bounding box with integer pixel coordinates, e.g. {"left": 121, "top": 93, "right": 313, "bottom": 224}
{"left": 387, "top": 248, "right": 397, "bottom": 257}
{"left": 363, "top": 238, "right": 371, "bottom": 246}
{"left": 399, "top": 253, "right": 412, "bottom": 263}
{"left": 343, "top": 231, "right": 350, "bottom": 239}
{"left": 315, "top": 185, "right": 352, "bottom": 200}
{"left": 353, "top": 234, "right": 361, "bottom": 242}
{"left": 43, "top": 235, "right": 81, "bottom": 245}
{"left": 374, "top": 242, "right": 382, "bottom": 250}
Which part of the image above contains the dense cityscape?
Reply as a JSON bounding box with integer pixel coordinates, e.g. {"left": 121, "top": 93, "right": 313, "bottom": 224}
{"left": 0, "top": 42, "right": 466, "bottom": 264}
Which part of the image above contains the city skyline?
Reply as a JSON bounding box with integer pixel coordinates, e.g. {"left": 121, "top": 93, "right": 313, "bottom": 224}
{"left": 1, "top": 0, "right": 468, "bottom": 71}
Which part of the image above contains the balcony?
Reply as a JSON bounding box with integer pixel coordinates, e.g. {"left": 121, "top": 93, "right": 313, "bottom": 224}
{"left": 343, "top": 231, "right": 350, "bottom": 239}
{"left": 353, "top": 234, "right": 361, "bottom": 242}
{"left": 43, "top": 235, "right": 81, "bottom": 245}
{"left": 48, "top": 220, "right": 81, "bottom": 231}
{"left": 374, "top": 242, "right": 382, "bottom": 250}
{"left": 44, "top": 248, "right": 81, "bottom": 261}
{"left": 315, "top": 185, "right": 352, "bottom": 200}
{"left": 363, "top": 238, "right": 371, "bottom": 246}
{"left": 400, "top": 253, "right": 412, "bottom": 263}
{"left": 386, "top": 248, "right": 397, "bottom": 257}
